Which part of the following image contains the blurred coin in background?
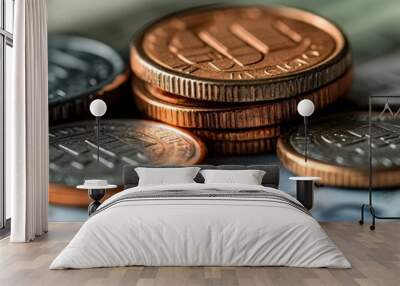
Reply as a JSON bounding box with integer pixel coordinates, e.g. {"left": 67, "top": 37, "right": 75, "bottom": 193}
{"left": 48, "top": 35, "right": 129, "bottom": 123}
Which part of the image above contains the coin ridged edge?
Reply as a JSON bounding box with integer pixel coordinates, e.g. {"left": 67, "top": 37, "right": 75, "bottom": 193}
{"left": 277, "top": 136, "right": 399, "bottom": 189}
{"left": 192, "top": 126, "right": 280, "bottom": 141}
{"left": 131, "top": 48, "right": 351, "bottom": 103}
{"left": 206, "top": 137, "right": 277, "bottom": 155}
{"left": 133, "top": 70, "right": 353, "bottom": 129}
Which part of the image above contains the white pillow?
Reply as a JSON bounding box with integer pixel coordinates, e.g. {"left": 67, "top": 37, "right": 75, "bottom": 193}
{"left": 135, "top": 167, "right": 201, "bottom": 186}
{"left": 200, "top": 169, "right": 266, "bottom": 185}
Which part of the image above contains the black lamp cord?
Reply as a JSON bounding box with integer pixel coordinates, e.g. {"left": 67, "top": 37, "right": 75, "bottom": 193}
{"left": 96, "top": 116, "right": 100, "bottom": 162}
{"left": 304, "top": 116, "right": 308, "bottom": 162}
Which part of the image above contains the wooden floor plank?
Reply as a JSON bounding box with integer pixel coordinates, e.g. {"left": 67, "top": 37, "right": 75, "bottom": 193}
{"left": 0, "top": 222, "right": 399, "bottom": 286}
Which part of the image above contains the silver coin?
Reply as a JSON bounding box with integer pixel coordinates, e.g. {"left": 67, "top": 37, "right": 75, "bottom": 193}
{"left": 289, "top": 112, "right": 400, "bottom": 170}
{"left": 48, "top": 35, "right": 126, "bottom": 122}
{"left": 49, "top": 119, "right": 206, "bottom": 187}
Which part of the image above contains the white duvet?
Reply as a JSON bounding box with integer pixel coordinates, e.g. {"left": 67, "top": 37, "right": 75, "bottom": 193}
{"left": 50, "top": 183, "right": 350, "bottom": 269}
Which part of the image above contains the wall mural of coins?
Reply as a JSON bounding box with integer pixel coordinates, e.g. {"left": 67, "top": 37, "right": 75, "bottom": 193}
{"left": 45, "top": 0, "right": 400, "bottom": 223}
{"left": 49, "top": 5, "right": 360, "bottom": 207}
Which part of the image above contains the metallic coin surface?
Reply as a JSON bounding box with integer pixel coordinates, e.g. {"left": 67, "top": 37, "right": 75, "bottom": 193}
{"left": 192, "top": 126, "right": 280, "bottom": 141}
{"left": 133, "top": 70, "right": 352, "bottom": 129}
{"left": 49, "top": 119, "right": 206, "bottom": 205}
{"left": 207, "top": 137, "right": 277, "bottom": 155}
{"left": 277, "top": 113, "right": 400, "bottom": 188}
{"left": 48, "top": 35, "right": 128, "bottom": 122}
{"left": 131, "top": 5, "right": 351, "bottom": 102}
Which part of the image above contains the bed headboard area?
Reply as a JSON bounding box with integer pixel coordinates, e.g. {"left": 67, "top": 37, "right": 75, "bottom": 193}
{"left": 122, "top": 165, "right": 280, "bottom": 189}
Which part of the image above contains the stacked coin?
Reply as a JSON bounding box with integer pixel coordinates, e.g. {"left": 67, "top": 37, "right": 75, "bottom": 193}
{"left": 48, "top": 35, "right": 129, "bottom": 124}
{"left": 130, "top": 5, "right": 353, "bottom": 155}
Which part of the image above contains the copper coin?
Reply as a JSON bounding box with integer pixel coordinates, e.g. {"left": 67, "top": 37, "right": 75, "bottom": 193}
{"left": 277, "top": 113, "right": 400, "bottom": 188}
{"left": 131, "top": 5, "right": 351, "bottom": 102}
{"left": 192, "top": 126, "right": 280, "bottom": 141}
{"left": 133, "top": 70, "right": 352, "bottom": 129}
{"left": 49, "top": 119, "right": 206, "bottom": 206}
{"left": 206, "top": 137, "right": 277, "bottom": 155}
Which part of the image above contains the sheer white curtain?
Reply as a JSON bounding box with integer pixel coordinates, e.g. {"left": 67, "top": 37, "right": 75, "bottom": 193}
{"left": 7, "top": 0, "right": 48, "bottom": 242}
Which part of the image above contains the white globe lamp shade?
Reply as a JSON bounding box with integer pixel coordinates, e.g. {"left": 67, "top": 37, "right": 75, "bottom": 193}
{"left": 297, "top": 99, "right": 315, "bottom": 117}
{"left": 90, "top": 99, "right": 107, "bottom": 117}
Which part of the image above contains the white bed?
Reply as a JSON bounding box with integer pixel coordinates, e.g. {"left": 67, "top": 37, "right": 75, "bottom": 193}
{"left": 50, "top": 182, "right": 350, "bottom": 269}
